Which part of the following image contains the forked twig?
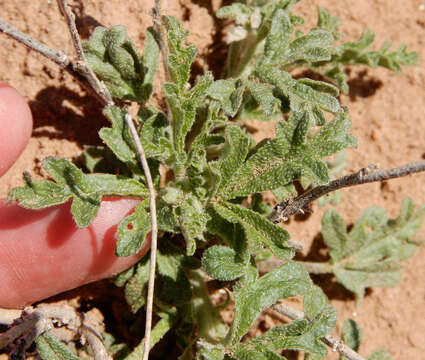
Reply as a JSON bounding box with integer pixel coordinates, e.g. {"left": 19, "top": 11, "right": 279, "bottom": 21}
{"left": 0, "top": 18, "right": 108, "bottom": 106}
{"left": 56, "top": 0, "right": 113, "bottom": 106}
{"left": 272, "top": 303, "right": 365, "bottom": 360}
{"left": 125, "top": 113, "right": 158, "bottom": 360}
{"left": 269, "top": 161, "right": 425, "bottom": 223}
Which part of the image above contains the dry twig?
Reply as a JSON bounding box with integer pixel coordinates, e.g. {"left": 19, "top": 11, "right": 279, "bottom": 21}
{"left": 56, "top": 0, "right": 113, "bottom": 106}
{"left": 272, "top": 302, "right": 366, "bottom": 360}
{"left": 125, "top": 113, "right": 158, "bottom": 360}
{"left": 269, "top": 161, "right": 425, "bottom": 223}
{"left": 0, "top": 305, "right": 79, "bottom": 351}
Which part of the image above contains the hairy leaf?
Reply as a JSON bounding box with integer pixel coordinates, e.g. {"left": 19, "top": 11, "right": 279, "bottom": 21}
{"left": 219, "top": 109, "right": 355, "bottom": 199}
{"left": 341, "top": 319, "right": 363, "bottom": 354}
{"left": 321, "top": 198, "right": 425, "bottom": 302}
{"left": 314, "top": 7, "right": 342, "bottom": 40}
{"left": 235, "top": 303, "right": 336, "bottom": 357}
{"left": 197, "top": 341, "right": 226, "bottom": 360}
{"left": 202, "top": 245, "right": 246, "bottom": 281}
{"left": 255, "top": 67, "right": 339, "bottom": 114}
{"left": 84, "top": 26, "right": 156, "bottom": 101}
{"left": 211, "top": 125, "right": 250, "bottom": 196}
{"left": 138, "top": 106, "right": 172, "bottom": 162}
{"left": 36, "top": 333, "right": 81, "bottom": 360}
{"left": 214, "top": 201, "right": 294, "bottom": 259}
{"left": 165, "top": 16, "right": 197, "bottom": 91}
{"left": 246, "top": 80, "right": 280, "bottom": 116}
{"left": 9, "top": 157, "right": 147, "bottom": 228}
{"left": 176, "top": 195, "right": 210, "bottom": 255}
{"left": 124, "top": 256, "right": 150, "bottom": 313}
{"left": 99, "top": 106, "right": 139, "bottom": 170}
{"left": 206, "top": 79, "right": 245, "bottom": 117}
{"left": 116, "top": 202, "right": 151, "bottom": 257}
{"left": 156, "top": 243, "right": 192, "bottom": 306}
{"left": 227, "top": 261, "right": 311, "bottom": 344}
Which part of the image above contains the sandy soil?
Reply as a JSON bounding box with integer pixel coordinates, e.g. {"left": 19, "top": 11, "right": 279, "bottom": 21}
{"left": 0, "top": 0, "right": 424, "bottom": 359}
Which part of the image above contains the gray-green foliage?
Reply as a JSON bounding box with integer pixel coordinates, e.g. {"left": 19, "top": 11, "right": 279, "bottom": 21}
{"left": 7, "top": 1, "right": 422, "bottom": 359}
{"left": 36, "top": 333, "right": 81, "bottom": 360}
{"left": 340, "top": 319, "right": 393, "bottom": 360}
{"left": 321, "top": 198, "right": 425, "bottom": 303}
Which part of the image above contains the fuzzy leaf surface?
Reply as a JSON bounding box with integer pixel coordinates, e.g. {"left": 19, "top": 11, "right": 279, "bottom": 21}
{"left": 227, "top": 261, "right": 311, "bottom": 344}
{"left": 206, "top": 79, "right": 245, "bottom": 117}
{"left": 246, "top": 81, "right": 280, "bottom": 117}
{"left": 123, "top": 257, "right": 150, "bottom": 313}
{"left": 214, "top": 201, "right": 294, "bottom": 259}
{"left": 116, "top": 202, "right": 151, "bottom": 257}
{"left": 177, "top": 195, "right": 210, "bottom": 255}
{"left": 138, "top": 106, "right": 173, "bottom": 162}
{"left": 321, "top": 198, "right": 425, "bottom": 302}
{"left": 36, "top": 333, "right": 81, "bottom": 360}
{"left": 219, "top": 109, "right": 355, "bottom": 199}
{"left": 9, "top": 157, "right": 147, "bottom": 228}
{"left": 255, "top": 67, "right": 339, "bottom": 114}
{"left": 84, "top": 26, "right": 154, "bottom": 101}
{"left": 235, "top": 303, "right": 336, "bottom": 357}
{"left": 202, "top": 245, "right": 246, "bottom": 281}
{"left": 341, "top": 319, "right": 363, "bottom": 355}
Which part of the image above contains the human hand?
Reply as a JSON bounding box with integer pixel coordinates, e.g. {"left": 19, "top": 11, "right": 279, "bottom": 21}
{"left": 0, "top": 84, "right": 149, "bottom": 309}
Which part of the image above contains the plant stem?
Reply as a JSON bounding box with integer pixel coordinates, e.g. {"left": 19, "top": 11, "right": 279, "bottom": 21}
{"left": 124, "top": 114, "right": 158, "bottom": 360}
{"left": 0, "top": 18, "right": 69, "bottom": 67}
{"left": 154, "top": 0, "right": 169, "bottom": 82}
{"left": 269, "top": 161, "right": 425, "bottom": 223}
{"left": 301, "top": 261, "right": 333, "bottom": 274}
{"left": 80, "top": 325, "right": 112, "bottom": 360}
{"left": 272, "top": 302, "right": 366, "bottom": 360}
{"left": 0, "top": 18, "right": 108, "bottom": 106}
{"left": 56, "top": 0, "right": 113, "bottom": 106}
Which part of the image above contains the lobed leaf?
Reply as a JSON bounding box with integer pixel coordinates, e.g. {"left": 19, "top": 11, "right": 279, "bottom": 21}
{"left": 219, "top": 109, "right": 355, "bottom": 199}
{"left": 9, "top": 157, "right": 147, "bottom": 228}
{"left": 246, "top": 80, "right": 280, "bottom": 116}
{"left": 84, "top": 26, "right": 157, "bottom": 101}
{"left": 255, "top": 66, "right": 340, "bottom": 114}
{"left": 226, "top": 261, "right": 311, "bottom": 344}
{"left": 138, "top": 106, "right": 173, "bottom": 162}
{"left": 321, "top": 198, "right": 425, "bottom": 303}
{"left": 214, "top": 201, "right": 294, "bottom": 259}
{"left": 235, "top": 303, "right": 336, "bottom": 357}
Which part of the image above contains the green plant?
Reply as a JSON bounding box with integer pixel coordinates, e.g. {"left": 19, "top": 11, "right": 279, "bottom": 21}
{"left": 1, "top": 1, "right": 424, "bottom": 359}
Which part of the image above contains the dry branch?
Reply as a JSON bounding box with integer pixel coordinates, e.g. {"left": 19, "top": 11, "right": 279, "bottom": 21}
{"left": 269, "top": 161, "right": 425, "bottom": 223}
{"left": 0, "top": 17, "right": 109, "bottom": 106}
{"left": 56, "top": 0, "right": 113, "bottom": 106}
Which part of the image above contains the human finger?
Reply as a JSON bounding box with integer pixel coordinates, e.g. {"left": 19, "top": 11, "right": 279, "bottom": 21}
{"left": 0, "top": 83, "right": 33, "bottom": 176}
{"left": 0, "top": 198, "right": 149, "bottom": 308}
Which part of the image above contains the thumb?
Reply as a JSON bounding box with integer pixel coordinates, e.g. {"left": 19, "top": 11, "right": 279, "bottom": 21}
{"left": 0, "top": 198, "right": 149, "bottom": 308}
{"left": 0, "top": 83, "right": 32, "bottom": 176}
